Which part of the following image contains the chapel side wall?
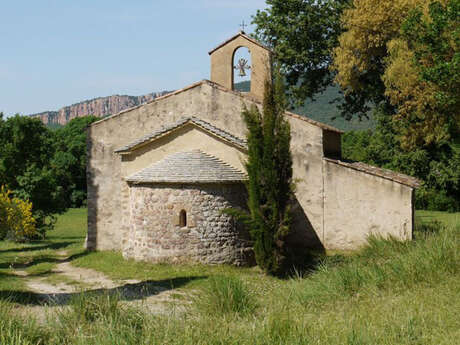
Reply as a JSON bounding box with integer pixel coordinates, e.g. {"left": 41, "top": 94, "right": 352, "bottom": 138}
{"left": 87, "top": 82, "right": 326, "bottom": 251}
{"left": 323, "top": 160, "right": 414, "bottom": 251}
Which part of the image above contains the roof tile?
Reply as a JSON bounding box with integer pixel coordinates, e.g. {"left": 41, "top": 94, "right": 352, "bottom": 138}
{"left": 324, "top": 158, "right": 421, "bottom": 188}
{"left": 126, "top": 150, "right": 247, "bottom": 184}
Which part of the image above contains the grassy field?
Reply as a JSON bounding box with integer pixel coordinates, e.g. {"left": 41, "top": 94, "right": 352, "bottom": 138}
{"left": 0, "top": 209, "right": 458, "bottom": 344}
{"left": 0, "top": 208, "right": 87, "bottom": 294}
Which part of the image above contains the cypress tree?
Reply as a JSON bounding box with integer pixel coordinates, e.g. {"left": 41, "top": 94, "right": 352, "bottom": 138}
{"left": 241, "top": 71, "right": 294, "bottom": 275}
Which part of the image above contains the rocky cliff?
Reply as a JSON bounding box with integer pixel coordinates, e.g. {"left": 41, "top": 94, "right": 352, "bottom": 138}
{"left": 29, "top": 91, "right": 172, "bottom": 126}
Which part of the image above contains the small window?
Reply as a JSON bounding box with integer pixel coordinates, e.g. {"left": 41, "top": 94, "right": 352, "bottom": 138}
{"left": 179, "top": 210, "right": 187, "bottom": 227}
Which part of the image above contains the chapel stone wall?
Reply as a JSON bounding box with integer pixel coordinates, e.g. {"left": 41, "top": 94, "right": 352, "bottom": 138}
{"left": 123, "top": 183, "right": 253, "bottom": 265}
{"left": 323, "top": 160, "right": 414, "bottom": 250}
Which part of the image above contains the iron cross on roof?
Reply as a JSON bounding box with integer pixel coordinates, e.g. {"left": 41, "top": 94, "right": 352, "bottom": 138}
{"left": 240, "top": 20, "right": 247, "bottom": 32}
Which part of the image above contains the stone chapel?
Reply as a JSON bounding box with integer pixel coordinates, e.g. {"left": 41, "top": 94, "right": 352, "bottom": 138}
{"left": 86, "top": 32, "right": 420, "bottom": 265}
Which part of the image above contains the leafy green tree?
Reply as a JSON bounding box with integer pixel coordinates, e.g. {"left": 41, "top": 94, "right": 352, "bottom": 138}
{"left": 343, "top": 109, "right": 460, "bottom": 211}
{"left": 384, "top": 0, "right": 459, "bottom": 149}
{"left": 253, "top": 0, "right": 348, "bottom": 106}
{"left": 52, "top": 116, "right": 98, "bottom": 207}
{"left": 0, "top": 114, "right": 65, "bottom": 236}
{"left": 237, "top": 72, "right": 294, "bottom": 276}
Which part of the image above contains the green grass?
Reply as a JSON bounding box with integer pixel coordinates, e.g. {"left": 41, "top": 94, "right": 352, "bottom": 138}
{"left": 194, "top": 275, "right": 257, "bottom": 316}
{"left": 0, "top": 208, "right": 87, "bottom": 294}
{"left": 416, "top": 210, "right": 459, "bottom": 228}
{"left": 0, "top": 208, "right": 458, "bottom": 344}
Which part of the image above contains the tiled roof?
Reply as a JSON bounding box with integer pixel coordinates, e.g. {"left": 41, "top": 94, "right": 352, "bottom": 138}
{"left": 126, "top": 150, "right": 247, "bottom": 184}
{"left": 114, "top": 116, "right": 247, "bottom": 153}
{"left": 324, "top": 158, "right": 421, "bottom": 188}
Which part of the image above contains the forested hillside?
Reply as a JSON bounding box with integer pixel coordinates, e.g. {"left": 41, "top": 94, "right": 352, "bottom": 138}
{"left": 235, "top": 81, "right": 374, "bottom": 131}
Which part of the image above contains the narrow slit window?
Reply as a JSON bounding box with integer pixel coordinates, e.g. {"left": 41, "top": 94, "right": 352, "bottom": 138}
{"left": 179, "top": 210, "right": 187, "bottom": 227}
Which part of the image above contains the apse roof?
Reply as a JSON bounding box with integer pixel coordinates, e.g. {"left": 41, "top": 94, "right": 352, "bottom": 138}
{"left": 126, "top": 150, "right": 247, "bottom": 184}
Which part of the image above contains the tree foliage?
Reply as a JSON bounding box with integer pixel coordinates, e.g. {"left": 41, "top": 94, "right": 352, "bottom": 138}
{"left": 237, "top": 72, "right": 294, "bottom": 276}
{"left": 332, "top": 0, "right": 424, "bottom": 115}
{"left": 343, "top": 110, "right": 460, "bottom": 211}
{"left": 383, "top": 0, "right": 459, "bottom": 149}
{"left": 52, "top": 116, "right": 98, "bottom": 207}
{"left": 0, "top": 113, "right": 98, "bottom": 238}
{"left": 253, "top": 0, "right": 348, "bottom": 105}
{"left": 0, "top": 114, "right": 64, "bottom": 235}
{"left": 332, "top": 0, "right": 458, "bottom": 147}
{"left": 0, "top": 186, "right": 37, "bottom": 241}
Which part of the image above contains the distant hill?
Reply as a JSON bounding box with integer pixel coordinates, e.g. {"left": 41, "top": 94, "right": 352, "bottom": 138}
{"left": 30, "top": 81, "right": 373, "bottom": 132}
{"left": 235, "top": 81, "right": 374, "bottom": 132}
{"left": 29, "top": 91, "right": 172, "bottom": 127}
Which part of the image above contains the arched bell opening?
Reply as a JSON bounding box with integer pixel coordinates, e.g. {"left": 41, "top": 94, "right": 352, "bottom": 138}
{"left": 232, "top": 46, "right": 251, "bottom": 92}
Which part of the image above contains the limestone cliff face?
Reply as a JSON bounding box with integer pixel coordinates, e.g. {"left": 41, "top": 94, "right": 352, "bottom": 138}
{"left": 29, "top": 91, "right": 171, "bottom": 126}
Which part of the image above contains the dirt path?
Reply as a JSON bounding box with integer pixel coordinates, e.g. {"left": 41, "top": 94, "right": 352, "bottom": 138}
{"left": 10, "top": 252, "right": 189, "bottom": 315}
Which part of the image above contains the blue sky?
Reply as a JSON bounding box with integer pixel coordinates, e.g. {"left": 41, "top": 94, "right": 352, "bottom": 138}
{"left": 0, "top": 0, "right": 267, "bottom": 116}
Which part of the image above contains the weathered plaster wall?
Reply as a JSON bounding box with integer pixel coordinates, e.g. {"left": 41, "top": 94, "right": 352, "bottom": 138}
{"left": 210, "top": 35, "right": 271, "bottom": 100}
{"left": 123, "top": 183, "right": 253, "bottom": 265}
{"left": 323, "top": 160, "right": 414, "bottom": 250}
{"left": 120, "top": 125, "right": 247, "bottom": 177}
{"left": 87, "top": 81, "right": 326, "bottom": 251}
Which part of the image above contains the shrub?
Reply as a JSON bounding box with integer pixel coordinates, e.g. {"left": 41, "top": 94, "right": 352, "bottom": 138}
{"left": 0, "top": 186, "right": 37, "bottom": 241}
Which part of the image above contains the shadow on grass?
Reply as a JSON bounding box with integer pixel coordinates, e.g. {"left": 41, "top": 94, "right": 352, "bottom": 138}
{"left": 0, "top": 250, "right": 90, "bottom": 270}
{"left": 49, "top": 236, "right": 85, "bottom": 240}
{"left": 0, "top": 241, "right": 76, "bottom": 254}
{"left": 0, "top": 276, "right": 205, "bottom": 306}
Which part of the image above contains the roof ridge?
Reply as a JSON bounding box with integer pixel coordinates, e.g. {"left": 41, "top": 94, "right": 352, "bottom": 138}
{"left": 208, "top": 31, "right": 272, "bottom": 55}
{"left": 115, "top": 117, "right": 247, "bottom": 154}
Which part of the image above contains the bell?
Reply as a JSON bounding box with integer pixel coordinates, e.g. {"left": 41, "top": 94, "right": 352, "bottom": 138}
{"left": 238, "top": 69, "right": 246, "bottom": 77}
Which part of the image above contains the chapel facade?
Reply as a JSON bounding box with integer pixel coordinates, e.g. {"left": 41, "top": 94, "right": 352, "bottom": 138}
{"left": 86, "top": 32, "right": 419, "bottom": 265}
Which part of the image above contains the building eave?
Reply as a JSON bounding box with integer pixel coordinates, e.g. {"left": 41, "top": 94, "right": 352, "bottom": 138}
{"left": 208, "top": 31, "right": 272, "bottom": 55}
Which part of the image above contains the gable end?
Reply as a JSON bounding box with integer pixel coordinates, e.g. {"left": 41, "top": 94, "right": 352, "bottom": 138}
{"left": 114, "top": 116, "right": 248, "bottom": 154}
